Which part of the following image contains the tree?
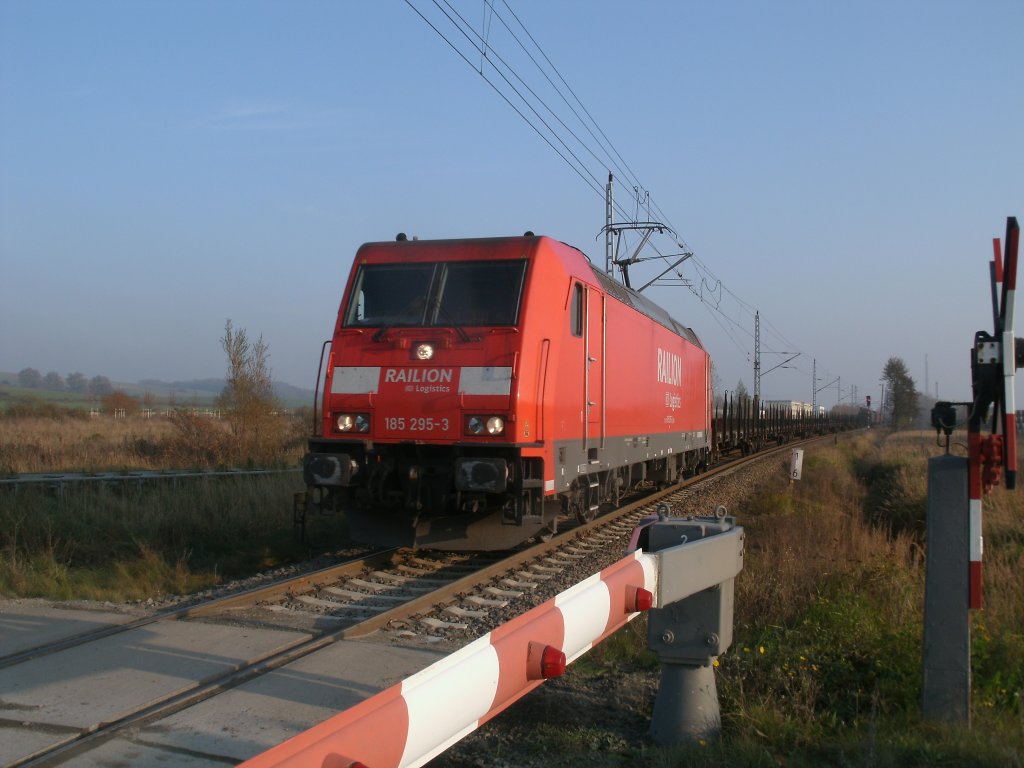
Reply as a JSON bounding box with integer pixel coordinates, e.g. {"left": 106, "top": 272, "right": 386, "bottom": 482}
{"left": 217, "top": 319, "right": 282, "bottom": 464}
{"left": 66, "top": 372, "right": 88, "bottom": 393}
{"left": 43, "top": 372, "right": 65, "bottom": 391}
{"left": 735, "top": 379, "right": 750, "bottom": 404}
{"left": 882, "top": 357, "right": 918, "bottom": 430}
{"left": 710, "top": 362, "right": 722, "bottom": 398}
{"left": 18, "top": 367, "right": 42, "bottom": 388}
{"left": 88, "top": 375, "right": 114, "bottom": 397}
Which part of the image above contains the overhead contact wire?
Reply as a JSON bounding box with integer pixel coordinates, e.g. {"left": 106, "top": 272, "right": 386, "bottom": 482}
{"left": 434, "top": 0, "right": 616, "bottom": 195}
{"left": 403, "top": 0, "right": 604, "bottom": 198}
{"left": 495, "top": 0, "right": 642, "bottom": 191}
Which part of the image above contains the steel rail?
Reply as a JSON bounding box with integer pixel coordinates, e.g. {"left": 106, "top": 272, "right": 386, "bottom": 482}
{"left": 0, "top": 467, "right": 301, "bottom": 489}
{"left": 7, "top": 515, "right": 634, "bottom": 766}
{"left": 0, "top": 549, "right": 399, "bottom": 670}
{"left": 324, "top": 432, "right": 842, "bottom": 640}
{"left": 9, "top": 551, "right": 540, "bottom": 767}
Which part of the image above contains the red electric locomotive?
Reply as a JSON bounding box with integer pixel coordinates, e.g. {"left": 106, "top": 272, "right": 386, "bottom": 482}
{"left": 302, "top": 234, "right": 711, "bottom": 550}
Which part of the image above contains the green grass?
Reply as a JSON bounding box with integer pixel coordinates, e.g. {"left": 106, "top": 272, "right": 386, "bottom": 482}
{"left": 0, "top": 385, "right": 97, "bottom": 411}
{"left": 0, "top": 399, "right": 322, "bottom": 598}
{"left": 0, "top": 475, "right": 351, "bottom": 600}
{"left": 0, "top": 384, "right": 198, "bottom": 409}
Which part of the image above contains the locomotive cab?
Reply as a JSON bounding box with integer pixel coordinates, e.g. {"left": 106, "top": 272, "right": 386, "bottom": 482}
{"left": 304, "top": 237, "right": 553, "bottom": 549}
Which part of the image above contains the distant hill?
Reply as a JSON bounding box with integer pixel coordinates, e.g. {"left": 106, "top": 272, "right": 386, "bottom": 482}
{"left": 137, "top": 378, "right": 315, "bottom": 407}
{"left": 138, "top": 378, "right": 225, "bottom": 394}
{"left": 272, "top": 381, "right": 317, "bottom": 406}
{"left": 0, "top": 372, "right": 315, "bottom": 410}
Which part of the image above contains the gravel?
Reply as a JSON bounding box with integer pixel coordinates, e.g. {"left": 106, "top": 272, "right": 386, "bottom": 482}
{"left": 384, "top": 453, "right": 787, "bottom": 647}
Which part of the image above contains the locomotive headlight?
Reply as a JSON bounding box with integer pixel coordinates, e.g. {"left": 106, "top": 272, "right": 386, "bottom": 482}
{"left": 466, "top": 415, "right": 505, "bottom": 436}
{"left": 415, "top": 343, "right": 434, "bottom": 361}
{"left": 336, "top": 413, "right": 370, "bottom": 433}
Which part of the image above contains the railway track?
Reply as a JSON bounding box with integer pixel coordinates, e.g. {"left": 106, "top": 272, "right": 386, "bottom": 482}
{"left": 2, "top": 434, "right": 832, "bottom": 767}
{"left": 0, "top": 467, "right": 301, "bottom": 491}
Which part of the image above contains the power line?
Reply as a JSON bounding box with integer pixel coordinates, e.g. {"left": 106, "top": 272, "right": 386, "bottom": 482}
{"left": 402, "top": 1, "right": 835, "bottom": 393}
{"left": 403, "top": 0, "right": 603, "bottom": 198}
{"left": 434, "top": 0, "right": 618, "bottom": 194}
{"left": 496, "top": 0, "right": 645, "bottom": 193}
{"left": 416, "top": 0, "right": 650, "bottom": 228}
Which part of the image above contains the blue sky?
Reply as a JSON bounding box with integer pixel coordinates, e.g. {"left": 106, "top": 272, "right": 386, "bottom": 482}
{"left": 2, "top": 0, "right": 1022, "bottom": 407}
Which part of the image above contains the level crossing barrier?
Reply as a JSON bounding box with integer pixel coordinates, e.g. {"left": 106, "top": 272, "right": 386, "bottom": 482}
{"left": 239, "top": 511, "right": 744, "bottom": 768}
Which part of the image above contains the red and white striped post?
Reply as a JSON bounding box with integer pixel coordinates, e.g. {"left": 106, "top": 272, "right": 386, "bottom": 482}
{"left": 998, "top": 224, "right": 1019, "bottom": 492}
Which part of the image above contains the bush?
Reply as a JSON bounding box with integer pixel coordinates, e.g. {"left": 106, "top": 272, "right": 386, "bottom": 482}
{"left": 101, "top": 390, "right": 141, "bottom": 416}
{"left": 858, "top": 457, "right": 927, "bottom": 539}
{"left": 164, "top": 410, "right": 229, "bottom": 468}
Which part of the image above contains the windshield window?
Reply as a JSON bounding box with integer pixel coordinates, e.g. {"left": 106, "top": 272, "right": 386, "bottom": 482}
{"left": 344, "top": 264, "right": 436, "bottom": 327}
{"left": 343, "top": 260, "right": 527, "bottom": 328}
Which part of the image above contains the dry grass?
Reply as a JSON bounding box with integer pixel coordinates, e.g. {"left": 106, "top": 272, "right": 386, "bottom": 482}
{"left": 735, "top": 432, "right": 920, "bottom": 631}
{"left": 970, "top": 463, "right": 1024, "bottom": 719}
{"left": 712, "top": 429, "right": 1024, "bottom": 762}
{"left": 457, "top": 428, "right": 1023, "bottom": 767}
{"left": 721, "top": 433, "right": 923, "bottom": 731}
{"left": 0, "top": 408, "right": 332, "bottom": 600}
{"left": 977, "top": 480, "right": 1024, "bottom": 639}
{"left": 0, "top": 410, "right": 310, "bottom": 473}
{"left": 0, "top": 415, "right": 178, "bottom": 473}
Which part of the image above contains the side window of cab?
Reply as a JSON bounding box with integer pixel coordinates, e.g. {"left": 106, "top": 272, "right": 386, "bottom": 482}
{"left": 570, "top": 282, "right": 584, "bottom": 337}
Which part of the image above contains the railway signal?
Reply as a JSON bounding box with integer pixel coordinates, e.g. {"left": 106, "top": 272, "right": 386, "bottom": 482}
{"left": 967, "top": 215, "right": 1020, "bottom": 607}
{"left": 924, "top": 216, "right": 1020, "bottom": 724}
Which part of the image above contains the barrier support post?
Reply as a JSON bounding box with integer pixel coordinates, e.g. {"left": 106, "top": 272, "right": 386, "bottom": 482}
{"left": 637, "top": 514, "right": 742, "bottom": 745}
{"left": 922, "top": 454, "right": 971, "bottom": 722}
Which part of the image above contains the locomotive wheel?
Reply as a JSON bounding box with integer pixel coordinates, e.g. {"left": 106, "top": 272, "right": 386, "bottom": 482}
{"left": 564, "top": 481, "right": 589, "bottom": 525}
{"left": 575, "top": 507, "right": 597, "bottom": 524}
{"left": 569, "top": 479, "right": 598, "bottom": 525}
